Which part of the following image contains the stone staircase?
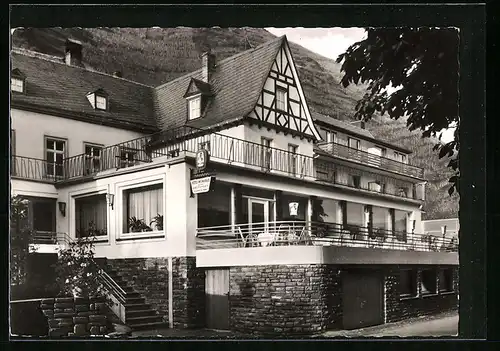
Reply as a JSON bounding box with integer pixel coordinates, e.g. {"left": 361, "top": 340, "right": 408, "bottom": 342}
{"left": 95, "top": 258, "right": 167, "bottom": 330}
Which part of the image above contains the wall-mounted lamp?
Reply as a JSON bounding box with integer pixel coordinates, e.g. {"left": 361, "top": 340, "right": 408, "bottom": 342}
{"left": 58, "top": 201, "right": 67, "bottom": 217}
{"left": 106, "top": 193, "right": 115, "bottom": 210}
{"left": 411, "top": 219, "right": 416, "bottom": 234}
{"left": 441, "top": 225, "right": 447, "bottom": 236}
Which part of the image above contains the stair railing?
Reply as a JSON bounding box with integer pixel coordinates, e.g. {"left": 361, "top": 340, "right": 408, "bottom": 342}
{"left": 55, "top": 233, "right": 127, "bottom": 304}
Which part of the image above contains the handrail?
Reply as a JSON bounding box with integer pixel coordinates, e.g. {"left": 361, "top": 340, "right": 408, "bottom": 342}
{"left": 11, "top": 155, "right": 60, "bottom": 182}
{"left": 316, "top": 141, "right": 424, "bottom": 179}
{"left": 196, "top": 220, "right": 458, "bottom": 252}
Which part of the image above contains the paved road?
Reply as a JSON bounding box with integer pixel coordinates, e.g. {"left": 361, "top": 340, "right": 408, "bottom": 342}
{"left": 320, "top": 312, "right": 459, "bottom": 338}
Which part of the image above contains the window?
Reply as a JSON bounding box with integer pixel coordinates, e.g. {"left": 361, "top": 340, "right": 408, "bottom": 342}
{"left": 288, "top": 144, "right": 298, "bottom": 175}
{"left": 372, "top": 206, "right": 389, "bottom": 232}
{"left": 123, "top": 184, "right": 164, "bottom": 234}
{"left": 439, "top": 268, "right": 454, "bottom": 292}
{"left": 394, "top": 151, "right": 408, "bottom": 164}
{"left": 198, "top": 182, "right": 231, "bottom": 228}
{"left": 75, "top": 194, "right": 107, "bottom": 238}
{"left": 45, "top": 137, "right": 66, "bottom": 177}
{"left": 368, "top": 180, "right": 384, "bottom": 193}
{"left": 400, "top": 269, "right": 418, "bottom": 297}
{"left": 348, "top": 137, "right": 360, "bottom": 150}
{"left": 421, "top": 269, "right": 437, "bottom": 294}
{"left": 349, "top": 175, "right": 361, "bottom": 188}
{"left": 188, "top": 96, "right": 201, "bottom": 120}
{"left": 276, "top": 88, "right": 287, "bottom": 111}
{"left": 84, "top": 144, "right": 102, "bottom": 175}
{"left": 393, "top": 209, "right": 408, "bottom": 241}
{"left": 119, "top": 148, "right": 137, "bottom": 168}
{"left": 11, "top": 78, "right": 24, "bottom": 93}
{"left": 261, "top": 137, "right": 272, "bottom": 170}
{"left": 95, "top": 95, "right": 107, "bottom": 110}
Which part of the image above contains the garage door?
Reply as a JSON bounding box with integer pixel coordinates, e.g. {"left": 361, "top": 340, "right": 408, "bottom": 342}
{"left": 205, "top": 269, "right": 230, "bottom": 330}
{"left": 342, "top": 270, "right": 384, "bottom": 330}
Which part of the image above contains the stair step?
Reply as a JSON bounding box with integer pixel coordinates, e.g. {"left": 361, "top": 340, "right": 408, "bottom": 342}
{"left": 126, "top": 296, "right": 145, "bottom": 303}
{"left": 124, "top": 303, "right": 151, "bottom": 311}
{"left": 126, "top": 315, "right": 162, "bottom": 323}
{"left": 125, "top": 292, "right": 141, "bottom": 298}
{"left": 126, "top": 309, "right": 158, "bottom": 318}
{"left": 128, "top": 321, "right": 168, "bottom": 331}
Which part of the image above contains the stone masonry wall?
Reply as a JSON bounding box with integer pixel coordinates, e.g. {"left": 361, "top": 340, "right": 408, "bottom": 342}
{"left": 40, "top": 297, "right": 108, "bottom": 337}
{"left": 172, "top": 257, "right": 205, "bottom": 328}
{"left": 385, "top": 266, "right": 459, "bottom": 323}
{"left": 107, "top": 258, "right": 169, "bottom": 323}
{"left": 229, "top": 265, "right": 342, "bottom": 336}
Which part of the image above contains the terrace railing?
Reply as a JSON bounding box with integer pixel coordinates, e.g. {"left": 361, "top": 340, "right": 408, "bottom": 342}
{"left": 196, "top": 221, "right": 458, "bottom": 252}
{"left": 11, "top": 156, "right": 60, "bottom": 182}
{"left": 317, "top": 142, "right": 424, "bottom": 179}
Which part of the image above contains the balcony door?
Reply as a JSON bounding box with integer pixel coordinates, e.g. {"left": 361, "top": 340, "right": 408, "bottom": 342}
{"left": 248, "top": 198, "right": 270, "bottom": 233}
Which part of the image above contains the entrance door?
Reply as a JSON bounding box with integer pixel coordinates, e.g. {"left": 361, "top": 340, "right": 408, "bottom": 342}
{"left": 205, "top": 269, "right": 229, "bottom": 330}
{"left": 248, "top": 198, "right": 270, "bottom": 233}
{"left": 342, "top": 270, "right": 384, "bottom": 330}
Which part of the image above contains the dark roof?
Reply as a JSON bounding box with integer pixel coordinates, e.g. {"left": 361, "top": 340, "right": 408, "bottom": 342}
{"left": 311, "top": 111, "right": 412, "bottom": 154}
{"left": 154, "top": 36, "right": 286, "bottom": 130}
{"left": 10, "top": 49, "right": 157, "bottom": 133}
{"left": 311, "top": 111, "right": 374, "bottom": 139}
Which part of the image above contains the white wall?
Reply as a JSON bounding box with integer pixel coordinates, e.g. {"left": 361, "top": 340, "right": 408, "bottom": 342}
{"left": 11, "top": 108, "right": 145, "bottom": 159}
{"left": 56, "top": 162, "right": 197, "bottom": 259}
{"left": 11, "top": 179, "right": 58, "bottom": 198}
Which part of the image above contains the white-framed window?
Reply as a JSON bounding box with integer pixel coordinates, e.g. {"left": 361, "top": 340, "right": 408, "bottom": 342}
{"left": 421, "top": 269, "right": 438, "bottom": 295}
{"left": 123, "top": 183, "right": 164, "bottom": 234}
{"left": 75, "top": 193, "right": 108, "bottom": 238}
{"left": 84, "top": 143, "right": 103, "bottom": 174}
{"left": 188, "top": 95, "right": 201, "bottom": 120}
{"left": 95, "top": 95, "right": 107, "bottom": 110}
{"left": 400, "top": 269, "right": 418, "bottom": 298}
{"left": 11, "top": 78, "right": 24, "bottom": 93}
{"left": 288, "top": 143, "right": 298, "bottom": 175}
{"left": 276, "top": 87, "right": 287, "bottom": 111}
{"left": 438, "top": 268, "right": 454, "bottom": 292}
{"left": 394, "top": 151, "right": 408, "bottom": 164}
{"left": 348, "top": 137, "right": 360, "bottom": 150}
{"left": 45, "top": 137, "right": 66, "bottom": 177}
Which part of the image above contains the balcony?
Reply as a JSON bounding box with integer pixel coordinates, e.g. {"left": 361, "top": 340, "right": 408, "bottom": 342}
{"left": 196, "top": 221, "right": 458, "bottom": 252}
{"left": 316, "top": 142, "right": 424, "bottom": 179}
{"left": 11, "top": 156, "right": 61, "bottom": 183}
{"left": 11, "top": 127, "right": 423, "bottom": 202}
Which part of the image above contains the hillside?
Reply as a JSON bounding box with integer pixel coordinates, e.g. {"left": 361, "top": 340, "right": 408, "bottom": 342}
{"left": 10, "top": 27, "right": 458, "bottom": 220}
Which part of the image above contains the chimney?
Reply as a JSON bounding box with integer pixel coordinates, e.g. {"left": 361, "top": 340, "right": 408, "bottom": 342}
{"left": 65, "top": 38, "right": 83, "bottom": 67}
{"left": 201, "top": 50, "right": 216, "bottom": 83}
{"left": 113, "top": 71, "right": 122, "bottom": 78}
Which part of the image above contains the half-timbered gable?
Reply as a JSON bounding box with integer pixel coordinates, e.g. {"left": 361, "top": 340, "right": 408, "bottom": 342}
{"left": 247, "top": 39, "right": 321, "bottom": 141}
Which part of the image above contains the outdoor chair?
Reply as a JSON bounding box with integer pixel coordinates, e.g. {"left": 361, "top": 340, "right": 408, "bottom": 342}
{"left": 237, "top": 227, "right": 259, "bottom": 247}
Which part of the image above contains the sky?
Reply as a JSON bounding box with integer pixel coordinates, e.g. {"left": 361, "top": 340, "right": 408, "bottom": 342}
{"left": 265, "top": 27, "right": 456, "bottom": 143}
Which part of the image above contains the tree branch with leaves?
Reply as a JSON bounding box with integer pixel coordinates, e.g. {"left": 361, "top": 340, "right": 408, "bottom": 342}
{"left": 337, "top": 27, "right": 460, "bottom": 195}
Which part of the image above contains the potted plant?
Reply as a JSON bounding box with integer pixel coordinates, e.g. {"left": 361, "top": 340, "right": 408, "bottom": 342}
{"left": 150, "top": 213, "right": 164, "bottom": 231}
{"left": 128, "top": 217, "right": 153, "bottom": 233}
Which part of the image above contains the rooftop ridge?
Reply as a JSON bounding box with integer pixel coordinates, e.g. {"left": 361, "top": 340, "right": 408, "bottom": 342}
{"left": 11, "top": 47, "right": 154, "bottom": 88}
{"left": 154, "top": 35, "right": 285, "bottom": 91}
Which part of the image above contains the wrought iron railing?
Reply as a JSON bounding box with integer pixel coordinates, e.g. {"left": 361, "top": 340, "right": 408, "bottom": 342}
{"left": 196, "top": 220, "right": 459, "bottom": 252}
{"left": 317, "top": 142, "right": 424, "bottom": 179}
{"left": 11, "top": 156, "right": 61, "bottom": 182}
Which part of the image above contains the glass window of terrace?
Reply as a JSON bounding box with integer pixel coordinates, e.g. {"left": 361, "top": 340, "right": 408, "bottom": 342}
{"left": 198, "top": 181, "right": 231, "bottom": 228}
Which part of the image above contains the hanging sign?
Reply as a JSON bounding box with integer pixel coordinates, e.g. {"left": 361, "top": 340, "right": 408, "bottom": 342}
{"left": 289, "top": 202, "right": 299, "bottom": 216}
{"left": 195, "top": 149, "right": 210, "bottom": 173}
{"left": 190, "top": 176, "right": 213, "bottom": 195}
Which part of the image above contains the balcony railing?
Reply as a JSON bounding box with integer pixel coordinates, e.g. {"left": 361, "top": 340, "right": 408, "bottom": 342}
{"left": 196, "top": 221, "right": 459, "bottom": 252}
{"left": 317, "top": 142, "right": 424, "bottom": 179}
{"left": 11, "top": 156, "right": 61, "bottom": 182}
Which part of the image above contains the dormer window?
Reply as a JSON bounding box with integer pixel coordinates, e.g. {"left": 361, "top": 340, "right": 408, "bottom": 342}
{"left": 188, "top": 95, "right": 201, "bottom": 120}
{"left": 86, "top": 88, "right": 109, "bottom": 111}
{"left": 11, "top": 68, "right": 26, "bottom": 93}
{"left": 95, "top": 95, "right": 107, "bottom": 110}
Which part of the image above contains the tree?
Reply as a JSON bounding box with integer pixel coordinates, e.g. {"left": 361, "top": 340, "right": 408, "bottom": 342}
{"left": 10, "top": 195, "right": 36, "bottom": 287}
{"left": 337, "top": 27, "right": 460, "bottom": 195}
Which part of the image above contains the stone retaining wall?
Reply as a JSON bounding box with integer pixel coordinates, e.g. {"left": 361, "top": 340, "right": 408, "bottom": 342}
{"left": 40, "top": 296, "right": 108, "bottom": 337}
{"left": 385, "top": 266, "right": 459, "bottom": 323}
{"left": 229, "top": 264, "right": 342, "bottom": 336}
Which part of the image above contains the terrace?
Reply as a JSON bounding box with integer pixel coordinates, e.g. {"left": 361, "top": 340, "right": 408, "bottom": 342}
{"left": 316, "top": 142, "right": 424, "bottom": 179}
{"left": 11, "top": 126, "right": 423, "bottom": 201}
{"left": 196, "top": 221, "right": 459, "bottom": 252}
